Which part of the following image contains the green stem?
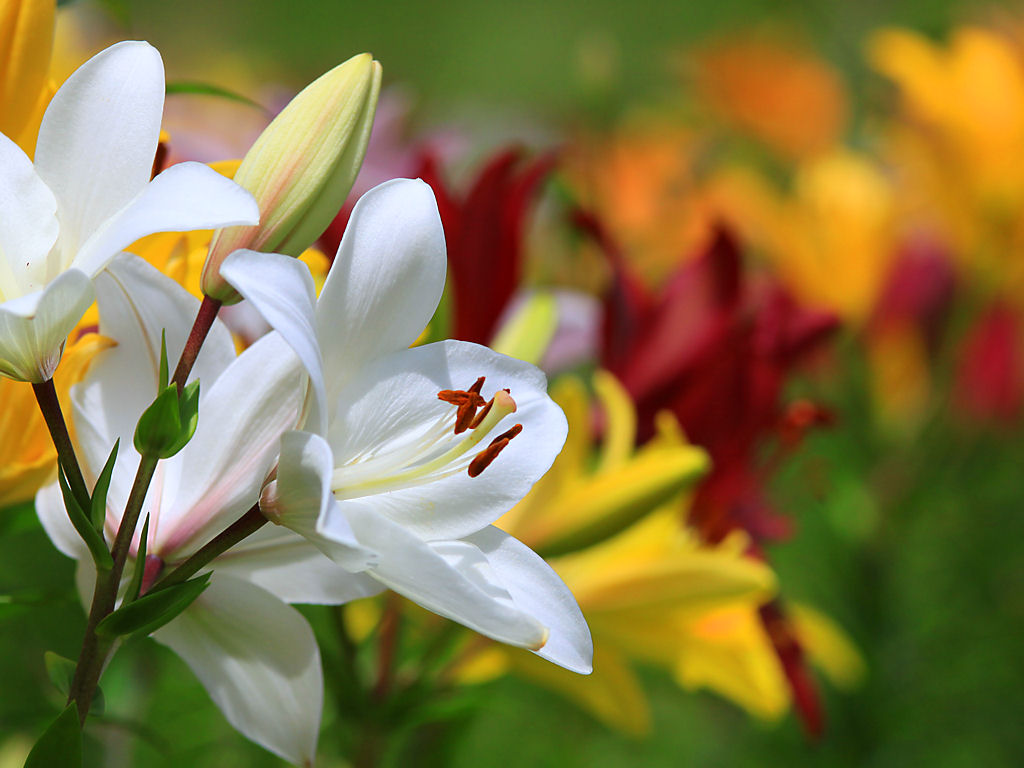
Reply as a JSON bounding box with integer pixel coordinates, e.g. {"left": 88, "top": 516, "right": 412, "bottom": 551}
{"left": 66, "top": 293, "right": 225, "bottom": 724}
{"left": 149, "top": 504, "right": 267, "bottom": 592}
{"left": 67, "top": 454, "right": 159, "bottom": 724}
{"left": 32, "top": 379, "right": 90, "bottom": 509}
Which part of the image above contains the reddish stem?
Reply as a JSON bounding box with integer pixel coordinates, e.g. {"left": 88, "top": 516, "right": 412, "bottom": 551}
{"left": 373, "top": 594, "right": 402, "bottom": 701}
{"left": 171, "top": 295, "right": 222, "bottom": 391}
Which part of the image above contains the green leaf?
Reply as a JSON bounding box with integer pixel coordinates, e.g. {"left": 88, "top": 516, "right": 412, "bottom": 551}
{"left": 165, "top": 80, "right": 265, "bottom": 111}
{"left": 90, "top": 440, "right": 119, "bottom": 532}
{"left": 158, "top": 330, "right": 169, "bottom": 390}
{"left": 24, "top": 704, "right": 82, "bottom": 768}
{"left": 44, "top": 651, "right": 76, "bottom": 697}
{"left": 96, "top": 574, "right": 211, "bottom": 638}
{"left": 57, "top": 466, "right": 114, "bottom": 571}
{"left": 125, "top": 515, "right": 151, "bottom": 604}
{"left": 171, "top": 380, "right": 201, "bottom": 455}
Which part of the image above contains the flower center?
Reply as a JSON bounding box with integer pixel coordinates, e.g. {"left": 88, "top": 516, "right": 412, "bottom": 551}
{"left": 330, "top": 376, "right": 524, "bottom": 499}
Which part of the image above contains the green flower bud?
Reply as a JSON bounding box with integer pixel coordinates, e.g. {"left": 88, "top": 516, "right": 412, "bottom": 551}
{"left": 202, "top": 52, "right": 382, "bottom": 303}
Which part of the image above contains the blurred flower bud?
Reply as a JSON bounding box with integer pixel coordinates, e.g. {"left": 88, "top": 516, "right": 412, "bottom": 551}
{"left": 201, "top": 52, "right": 382, "bottom": 302}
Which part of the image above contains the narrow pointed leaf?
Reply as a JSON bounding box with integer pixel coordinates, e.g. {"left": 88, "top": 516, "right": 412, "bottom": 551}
{"left": 90, "top": 440, "right": 120, "bottom": 532}
{"left": 24, "top": 704, "right": 82, "bottom": 768}
{"left": 158, "top": 330, "right": 169, "bottom": 389}
{"left": 125, "top": 515, "right": 151, "bottom": 603}
{"left": 96, "top": 573, "right": 211, "bottom": 638}
{"left": 57, "top": 467, "right": 113, "bottom": 571}
{"left": 165, "top": 80, "right": 265, "bottom": 111}
{"left": 170, "top": 380, "right": 201, "bottom": 455}
{"left": 43, "top": 653, "right": 105, "bottom": 715}
{"left": 44, "top": 651, "right": 76, "bottom": 697}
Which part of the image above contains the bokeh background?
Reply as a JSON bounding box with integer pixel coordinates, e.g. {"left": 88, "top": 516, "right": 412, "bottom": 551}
{"left": 3, "top": 0, "right": 1024, "bottom": 765}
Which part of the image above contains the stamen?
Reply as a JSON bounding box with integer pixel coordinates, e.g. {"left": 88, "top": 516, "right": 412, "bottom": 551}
{"left": 491, "top": 423, "right": 523, "bottom": 443}
{"left": 438, "top": 377, "right": 488, "bottom": 434}
{"left": 469, "top": 398, "right": 493, "bottom": 429}
{"left": 470, "top": 389, "right": 512, "bottom": 429}
{"left": 332, "top": 389, "right": 519, "bottom": 498}
{"left": 468, "top": 423, "right": 523, "bottom": 477}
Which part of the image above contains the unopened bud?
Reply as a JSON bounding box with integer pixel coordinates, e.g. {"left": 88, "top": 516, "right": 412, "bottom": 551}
{"left": 201, "top": 52, "right": 382, "bottom": 302}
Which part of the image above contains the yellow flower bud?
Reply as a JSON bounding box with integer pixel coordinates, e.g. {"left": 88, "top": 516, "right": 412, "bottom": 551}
{"left": 201, "top": 52, "right": 382, "bottom": 303}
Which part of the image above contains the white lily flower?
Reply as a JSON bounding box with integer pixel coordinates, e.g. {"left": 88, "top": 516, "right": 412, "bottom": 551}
{"left": 0, "top": 40, "right": 258, "bottom": 382}
{"left": 36, "top": 255, "right": 373, "bottom": 766}
{"left": 223, "top": 178, "right": 593, "bottom": 674}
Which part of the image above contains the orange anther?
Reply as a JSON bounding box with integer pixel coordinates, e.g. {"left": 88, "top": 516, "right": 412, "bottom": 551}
{"left": 467, "top": 423, "right": 523, "bottom": 477}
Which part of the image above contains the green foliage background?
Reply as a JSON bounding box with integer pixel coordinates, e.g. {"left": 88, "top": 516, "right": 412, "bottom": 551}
{"left": 5, "top": 0, "right": 1024, "bottom": 765}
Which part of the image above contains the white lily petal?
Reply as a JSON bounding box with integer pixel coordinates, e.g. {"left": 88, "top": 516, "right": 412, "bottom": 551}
{"left": 154, "top": 333, "right": 306, "bottom": 559}
{"left": 213, "top": 524, "right": 383, "bottom": 604}
{"left": 330, "top": 340, "right": 568, "bottom": 540}
{"left": 34, "top": 41, "right": 164, "bottom": 265}
{"left": 79, "top": 254, "right": 235, "bottom": 450}
{"left": 465, "top": 526, "right": 593, "bottom": 674}
{"left": 265, "top": 430, "right": 375, "bottom": 571}
{"left": 346, "top": 505, "right": 548, "bottom": 649}
{"left": 35, "top": 481, "right": 90, "bottom": 560}
{"left": 75, "top": 162, "right": 260, "bottom": 278}
{"left": 0, "top": 133, "right": 58, "bottom": 299}
{"left": 152, "top": 574, "right": 323, "bottom": 767}
{"left": 0, "top": 269, "right": 93, "bottom": 381}
{"left": 318, "top": 178, "right": 446, "bottom": 404}
{"left": 220, "top": 250, "right": 326, "bottom": 435}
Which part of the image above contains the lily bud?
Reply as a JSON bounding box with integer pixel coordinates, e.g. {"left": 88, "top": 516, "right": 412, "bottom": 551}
{"left": 201, "top": 52, "right": 382, "bottom": 303}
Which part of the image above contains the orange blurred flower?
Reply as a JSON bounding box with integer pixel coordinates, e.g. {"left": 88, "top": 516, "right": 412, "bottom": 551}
{"left": 687, "top": 35, "right": 848, "bottom": 160}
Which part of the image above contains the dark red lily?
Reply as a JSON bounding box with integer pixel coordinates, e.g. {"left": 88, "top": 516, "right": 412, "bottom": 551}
{"left": 575, "top": 208, "right": 838, "bottom": 738}
{"left": 415, "top": 148, "right": 556, "bottom": 344}
{"left": 955, "top": 301, "right": 1023, "bottom": 424}
{"left": 577, "top": 210, "right": 837, "bottom": 542}
{"left": 869, "top": 236, "right": 955, "bottom": 354}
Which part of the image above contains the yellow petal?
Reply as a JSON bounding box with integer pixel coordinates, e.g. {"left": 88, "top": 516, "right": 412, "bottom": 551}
{"left": 557, "top": 509, "right": 775, "bottom": 612}
{"left": 496, "top": 376, "right": 590, "bottom": 546}
{"left": 0, "top": 0, "right": 55, "bottom": 153}
{"left": 0, "top": 377, "right": 55, "bottom": 508}
{"left": 868, "top": 321, "right": 932, "bottom": 432}
{"left": 790, "top": 603, "right": 866, "bottom": 690}
{"left": 450, "top": 645, "right": 510, "bottom": 685}
{"left": 673, "top": 605, "right": 790, "bottom": 720}
{"left": 490, "top": 291, "right": 558, "bottom": 366}
{"left": 0, "top": 331, "right": 108, "bottom": 508}
{"left": 592, "top": 370, "right": 636, "bottom": 474}
{"left": 508, "top": 645, "right": 651, "bottom": 736}
{"left": 534, "top": 444, "right": 709, "bottom": 558}
{"left": 298, "top": 247, "right": 331, "bottom": 296}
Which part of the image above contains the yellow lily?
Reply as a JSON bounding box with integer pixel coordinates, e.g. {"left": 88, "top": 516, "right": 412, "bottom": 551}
{"left": 444, "top": 371, "right": 789, "bottom": 734}
{"left": 709, "top": 149, "right": 897, "bottom": 326}
{"left": 0, "top": 0, "right": 54, "bottom": 154}
{"left": 868, "top": 26, "right": 1024, "bottom": 302}
{"left": 456, "top": 369, "right": 863, "bottom": 733}
{"left": 123, "top": 158, "right": 331, "bottom": 311}
{"left": 0, "top": 331, "right": 109, "bottom": 508}
{"left": 707, "top": 152, "right": 935, "bottom": 432}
